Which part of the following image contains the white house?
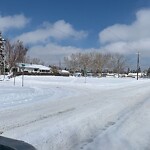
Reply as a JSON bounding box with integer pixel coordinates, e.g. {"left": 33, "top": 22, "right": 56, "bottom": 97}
{"left": 16, "top": 63, "right": 52, "bottom": 73}
{"left": 127, "top": 73, "right": 144, "bottom": 78}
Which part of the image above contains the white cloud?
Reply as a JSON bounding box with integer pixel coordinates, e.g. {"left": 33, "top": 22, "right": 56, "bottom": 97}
{"left": 99, "top": 9, "right": 150, "bottom": 55}
{"left": 15, "top": 20, "right": 88, "bottom": 44}
{"left": 28, "top": 43, "right": 98, "bottom": 65}
{"left": 11, "top": 19, "right": 88, "bottom": 65}
{"left": 28, "top": 43, "right": 82, "bottom": 65}
{"left": 0, "top": 14, "right": 30, "bottom": 32}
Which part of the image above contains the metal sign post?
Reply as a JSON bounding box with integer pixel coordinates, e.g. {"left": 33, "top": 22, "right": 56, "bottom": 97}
{"left": 21, "top": 64, "right": 25, "bottom": 87}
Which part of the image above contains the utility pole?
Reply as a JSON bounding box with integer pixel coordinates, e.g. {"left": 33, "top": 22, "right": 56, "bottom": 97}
{"left": 117, "top": 59, "right": 120, "bottom": 78}
{"left": 137, "top": 52, "right": 140, "bottom": 80}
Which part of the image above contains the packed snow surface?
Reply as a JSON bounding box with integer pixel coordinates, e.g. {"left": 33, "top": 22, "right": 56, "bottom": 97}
{"left": 0, "top": 76, "right": 150, "bottom": 150}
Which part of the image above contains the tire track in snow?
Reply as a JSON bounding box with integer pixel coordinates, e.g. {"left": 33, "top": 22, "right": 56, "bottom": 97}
{"left": 79, "top": 94, "right": 150, "bottom": 150}
{"left": 2, "top": 107, "right": 75, "bottom": 134}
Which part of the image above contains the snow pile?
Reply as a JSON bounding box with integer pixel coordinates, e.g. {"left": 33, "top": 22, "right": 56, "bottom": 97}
{"left": 0, "top": 76, "right": 150, "bottom": 150}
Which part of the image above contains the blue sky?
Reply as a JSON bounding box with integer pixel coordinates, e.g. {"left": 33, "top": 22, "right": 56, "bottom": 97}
{"left": 0, "top": 0, "right": 150, "bottom": 68}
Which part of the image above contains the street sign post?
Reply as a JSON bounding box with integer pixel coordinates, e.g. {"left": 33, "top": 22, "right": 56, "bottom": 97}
{"left": 21, "top": 64, "right": 25, "bottom": 87}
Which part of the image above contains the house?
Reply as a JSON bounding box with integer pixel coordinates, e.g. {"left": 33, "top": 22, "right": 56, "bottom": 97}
{"left": 14, "top": 63, "right": 52, "bottom": 74}
{"left": 127, "top": 73, "right": 144, "bottom": 78}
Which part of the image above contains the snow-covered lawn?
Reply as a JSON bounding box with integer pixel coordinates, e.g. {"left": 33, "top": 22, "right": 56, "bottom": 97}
{"left": 0, "top": 76, "right": 150, "bottom": 150}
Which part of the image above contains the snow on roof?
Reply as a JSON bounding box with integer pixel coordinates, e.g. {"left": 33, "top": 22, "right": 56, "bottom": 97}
{"left": 61, "top": 70, "right": 70, "bottom": 73}
{"left": 59, "top": 70, "right": 70, "bottom": 74}
{"left": 18, "top": 63, "right": 50, "bottom": 70}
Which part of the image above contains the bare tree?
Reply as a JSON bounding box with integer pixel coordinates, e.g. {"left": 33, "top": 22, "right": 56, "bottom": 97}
{"left": 92, "top": 53, "right": 105, "bottom": 74}
{"left": 110, "top": 53, "right": 126, "bottom": 77}
{"left": 64, "top": 53, "right": 81, "bottom": 73}
{"left": 24, "top": 56, "right": 45, "bottom": 65}
{"left": 79, "top": 53, "right": 91, "bottom": 73}
{"left": 64, "top": 52, "right": 127, "bottom": 77}
{"left": 4, "top": 40, "right": 28, "bottom": 72}
{"left": 31, "top": 58, "right": 43, "bottom": 65}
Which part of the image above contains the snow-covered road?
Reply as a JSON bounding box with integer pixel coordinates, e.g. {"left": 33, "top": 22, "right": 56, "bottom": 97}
{"left": 0, "top": 76, "right": 150, "bottom": 150}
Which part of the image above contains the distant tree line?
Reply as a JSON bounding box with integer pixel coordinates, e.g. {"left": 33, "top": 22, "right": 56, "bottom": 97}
{"left": 64, "top": 52, "right": 127, "bottom": 76}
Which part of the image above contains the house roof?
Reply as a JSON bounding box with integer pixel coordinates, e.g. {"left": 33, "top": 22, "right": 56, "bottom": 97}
{"left": 18, "top": 63, "right": 50, "bottom": 70}
{"left": 62, "top": 70, "right": 69, "bottom": 73}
